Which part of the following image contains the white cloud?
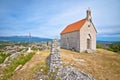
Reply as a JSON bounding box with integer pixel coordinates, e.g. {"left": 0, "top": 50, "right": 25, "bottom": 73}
{"left": 0, "top": 0, "right": 120, "bottom": 41}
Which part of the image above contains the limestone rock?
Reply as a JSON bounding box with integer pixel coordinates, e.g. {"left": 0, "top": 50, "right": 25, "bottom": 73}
{"left": 0, "top": 63, "right": 6, "bottom": 68}
{"left": 14, "top": 64, "right": 22, "bottom": 72}
{"left": 86, "top": 49, "right": 95, "bottom": 53}
{"left": 3, "top": 56, "right": 10, "bottom": 64}
{"left": 56, "top": 66, "right": 95, "bottom": 80}
{"left": 32, "top": 72, "right": 49, "bottom": 80}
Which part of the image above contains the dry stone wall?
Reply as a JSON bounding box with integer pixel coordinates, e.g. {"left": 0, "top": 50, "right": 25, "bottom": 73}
{"left": 47, "top": 39, "right": 62, "bottom": 72}
{"left": 34, "top": 39, "right": 96, "bottom": 80}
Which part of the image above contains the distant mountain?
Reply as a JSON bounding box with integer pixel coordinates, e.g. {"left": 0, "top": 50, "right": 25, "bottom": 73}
{"left": 0, "top": 36, "right": 119, "bottom": 43}
{"left": 0, "top": 36, "right": 52, "bottom": 42}
{"left": 97, "top": 40, "right": 120, "bottom": 44}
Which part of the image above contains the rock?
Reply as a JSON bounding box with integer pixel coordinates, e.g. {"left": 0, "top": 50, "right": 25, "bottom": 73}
{"left": 27, "top": 47, "right": 33, "bottom": 53}
{"left": 14, "top": 65, "right": 22, "bottom": 72}
{"left": 55, "top": 66, "right": 95, "bottom": 80}
{"left": 9, "top": 53, "right": 19, "bottom": 59}
{"left": 32, "top": 72, "right": 49, "bottom": 80}
{"left": 75, "top": 59, "right": 85, "bottom": 62}
{"left": 3, "top": 53, "right": 19, "bottom": 64}
{"left": 3, "top": 56, "right": 10, "bottom": 64}
{"left": 86, "top": 49, "right": 95, "bottom": 53}
{"left": 0, "top": 64, "right": 6, "bottom": 68}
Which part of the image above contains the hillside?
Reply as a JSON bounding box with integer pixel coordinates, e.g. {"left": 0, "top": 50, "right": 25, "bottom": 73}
{"left": 60, "top": 49, "right": 120, "bottom": 80}
{"left": 0, "top": 36, "right": 52, "bottom": 42}
{"left": 8, "top": 49, "right": 120, "bottom": 80}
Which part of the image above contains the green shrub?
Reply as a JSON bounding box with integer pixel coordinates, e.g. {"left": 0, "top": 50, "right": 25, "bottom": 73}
{"left": 97, "top": 44, "right": 103, "bottom": 48}
{"left": 108, "top": 42, "right": 120, "bottom": 53}
{"left": 0, "top": 41, "right": 12, "bottom": 49}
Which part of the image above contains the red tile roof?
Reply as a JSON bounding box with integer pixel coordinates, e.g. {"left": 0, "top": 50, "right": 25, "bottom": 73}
{"left": 60, "top": 19, "right": 86, "bottom": 35}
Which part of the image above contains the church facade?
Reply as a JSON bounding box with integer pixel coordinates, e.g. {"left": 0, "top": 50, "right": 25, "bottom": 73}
{"left": 60, "top": 9, "right": 97, "bottom": 52}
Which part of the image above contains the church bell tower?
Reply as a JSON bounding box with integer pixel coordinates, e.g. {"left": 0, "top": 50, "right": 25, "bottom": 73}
{"left": 86, "top": 8, "right": 92, "bottom": 21}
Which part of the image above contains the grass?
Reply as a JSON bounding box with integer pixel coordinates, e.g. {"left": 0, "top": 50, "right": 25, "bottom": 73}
{"left": 30, "top": 50, "right": 59, "bottom": 80}
{"left": 6, "top": 49, "right": 120, "bottom": 80}
{"left": 32, "top": 62, "right": 59, "bottom": 80}
{"left": 31, "top": 52, "right": 55, "bottom": 80}
{"left": 0, "top": 52, "right": 11, "bottom": 64}
{"left": 33, "top": 61, "right": 49, "bottom": 74}
{"left": 8, "top": 50, "right": 50, "bottom": 80}
{"left": 60, "top": 49, "right": 120, "bottom": 80}
{"left": 0, "top": 41, "right": 12, "bottom": 49}
{"left": 1, "top": 52, "right": 35, "bottom": 80}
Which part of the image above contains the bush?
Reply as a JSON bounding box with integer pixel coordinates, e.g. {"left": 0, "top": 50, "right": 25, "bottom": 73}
{"left": 97, "top": 44, "right": 103, "bottom": 48}
{"left": 0, "top": 41, "right": 11, "bottom": 49}
{"left": 108, "top": 42, "right": 120, "bottom": 53}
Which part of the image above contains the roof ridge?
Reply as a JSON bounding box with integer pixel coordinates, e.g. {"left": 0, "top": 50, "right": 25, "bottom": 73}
{"left": 68, "top": 18, "right": 86, "bottom": 26}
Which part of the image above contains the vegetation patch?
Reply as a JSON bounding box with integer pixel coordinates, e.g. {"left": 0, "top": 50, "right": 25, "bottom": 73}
{"left": 0, "top": 41, "right": 12, "bottom": 49}
{"left": 107, "top": 42, "right": 120, "bottom": 54}
{"left": 0, "top": 52, "right": 11, "bottom": 64}
{"left": 32, "top": 59, "right": 60, "bottom": 80}
{"left": 1, "top": 52, "right": 35, "bottom": 80}
{"left": 97, "top": 42, "right": 120, "bottom": 54}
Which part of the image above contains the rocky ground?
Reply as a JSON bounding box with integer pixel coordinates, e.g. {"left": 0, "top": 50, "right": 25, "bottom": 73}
{"left": 6, "top": 48, "right": 120, "bottom": 80}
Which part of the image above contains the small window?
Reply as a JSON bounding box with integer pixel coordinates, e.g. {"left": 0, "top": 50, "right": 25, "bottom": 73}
{"left": 88, "top": 25, "right": 90, "bottom": 27}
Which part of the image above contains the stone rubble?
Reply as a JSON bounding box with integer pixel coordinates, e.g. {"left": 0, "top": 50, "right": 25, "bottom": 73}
{"left": 86, "top": 49, "right": 95, "bottom": 53}
{"left": 47, "top": 39, "right": 62, "bottom": 72}
{"left": 55, "top": 66, "right": 95, "bottom": 80}
{"left": 32, "top": 72, "right": 49, "bottom": 80}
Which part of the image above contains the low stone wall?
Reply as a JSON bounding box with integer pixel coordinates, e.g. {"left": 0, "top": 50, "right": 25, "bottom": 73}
{"left": 47, "top": 39, "right": 62, "bottom": 72}
{"left": 34, "top": 39, "right": 96, "bottom": 80}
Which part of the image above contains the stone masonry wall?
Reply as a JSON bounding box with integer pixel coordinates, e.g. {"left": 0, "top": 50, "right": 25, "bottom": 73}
{"left": 80, "top": 21, "right": 96, "bottom": 52}
{"left": 47, "top": 39, "right": 62, "bottom": 72}
{"left": 61, "top": 31, "right": 80, "bottom": 52}
{"left": 46, "top": 39, "right": 95, "bottom": 80}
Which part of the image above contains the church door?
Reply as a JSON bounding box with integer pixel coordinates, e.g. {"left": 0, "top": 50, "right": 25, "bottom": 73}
{"left": 87, "top": 39, "right": 91, "bottom": 49}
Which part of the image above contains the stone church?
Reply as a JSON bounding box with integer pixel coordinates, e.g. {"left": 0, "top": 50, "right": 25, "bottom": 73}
{"left": 60, "top": 9, "right": 97, "bottom": 52}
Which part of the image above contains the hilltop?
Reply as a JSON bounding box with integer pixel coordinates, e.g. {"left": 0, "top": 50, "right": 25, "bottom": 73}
{"left": 7, "top": 49, "right": 120, "bottom": 80}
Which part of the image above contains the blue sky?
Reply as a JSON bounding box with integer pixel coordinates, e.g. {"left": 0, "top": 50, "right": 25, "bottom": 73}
{"left": 0, "top": 0, "right": 120, "bottom": 41}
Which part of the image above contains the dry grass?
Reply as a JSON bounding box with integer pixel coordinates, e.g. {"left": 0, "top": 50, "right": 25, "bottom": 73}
{"left": 8, "top": 49, "right": 120, "bottom": 80}
{"left": 8, "top": 50, "right": 50, "bottom": 80}
{"left": 60, "top": 49, "right": 120, "bottom": 80}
